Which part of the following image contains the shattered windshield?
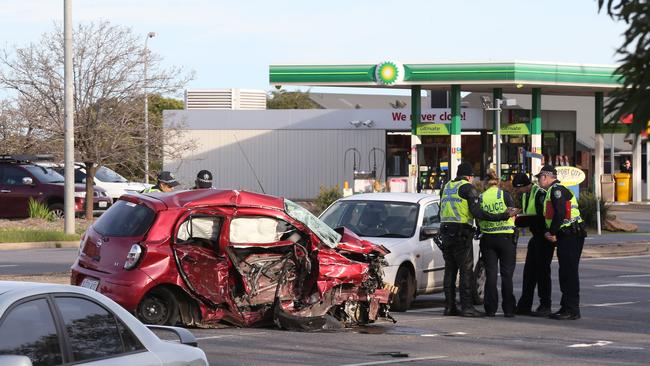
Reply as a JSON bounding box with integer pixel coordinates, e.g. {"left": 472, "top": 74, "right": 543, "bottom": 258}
{"left": 284, "top": 199, "right": 341, "bottom": 248}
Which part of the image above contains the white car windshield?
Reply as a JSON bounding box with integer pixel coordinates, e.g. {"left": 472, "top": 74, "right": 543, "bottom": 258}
{"left": 284, "top": 199, "right": 341, "bottom": 248}
{"left": 95, "top": 166, "right": 128, "bottom": 183}
{"left": 320, "top": 200, "right": 419, "bottom": 238}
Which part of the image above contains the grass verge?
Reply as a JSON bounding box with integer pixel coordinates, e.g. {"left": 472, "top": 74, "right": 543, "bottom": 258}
{"left": 0, "top": 229, "right": 80, "bottom": 243}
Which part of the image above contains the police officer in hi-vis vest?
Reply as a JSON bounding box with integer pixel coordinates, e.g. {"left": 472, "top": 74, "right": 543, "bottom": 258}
{"left": 141, "top": 171, "right": 180, "bottom": 193}
{"left": 512, "top": 173, "right": 555, "bottom": 317}
{"left": 440, "top": 162, "right": 518, "bottom": 317}
{"left": 478, "top": 169, "right": 517, "bottom": 317}
{"left": 536, "top": 165, "right": 586, "bottom": 320}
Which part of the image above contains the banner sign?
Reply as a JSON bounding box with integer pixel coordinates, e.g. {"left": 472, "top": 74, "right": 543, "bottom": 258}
{"left": 500, "top": 123, "right": 531, "bottom": 135}
{"left": 556, "top": 166, "right": 586, "bottom": 186}
{"left": 416, "top": 123, "right": 450, "bottom": 135}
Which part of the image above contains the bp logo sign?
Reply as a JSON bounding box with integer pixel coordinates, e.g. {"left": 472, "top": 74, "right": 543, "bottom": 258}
{"left": 375, "top": 61, "right": 404, "bottom": 85}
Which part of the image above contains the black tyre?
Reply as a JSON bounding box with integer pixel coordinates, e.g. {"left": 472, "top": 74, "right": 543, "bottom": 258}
{"left": 473, "top": 258, "right": 486, "bottom": 305}
{"left": 391, "top": 266, "right": 415, "bottom": 312}
{"left": 137, "top": 287, "right": 179, "bottom": 325}
{"left": 48, "top": 203, "right": 64, "bottom": 219}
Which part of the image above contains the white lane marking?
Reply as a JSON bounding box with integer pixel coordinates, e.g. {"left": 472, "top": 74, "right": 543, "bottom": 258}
{"left": 514, "top": 252, "right": 650, "bottom": 264}
{"left": 594, "top": 283, "right": 650, "bottom": 288}
{"left": 583, "top": 254, "right": 650, "bottom": 261}
{"left": 448, "top": 332, "right": 467, "bottom": 336}
{"left": 0, "top": 265, "right": 18, "bottom": 268}
{"left": 568, "top": 340, "right": 612, "bottom": 348}
{"left": 195, "top": 331, "right": 266, "bottom": 340}
{"left": 341, "top": 356, "right": 447, "bottom": 366}
{"left": 585, "top": 302, "right": 637, "bottom": 307}
{"left": 618, "top": 274, "right": 650, "bottom": 278}
{"left": 421, "top": 334, "right": 439, "bottom": 337}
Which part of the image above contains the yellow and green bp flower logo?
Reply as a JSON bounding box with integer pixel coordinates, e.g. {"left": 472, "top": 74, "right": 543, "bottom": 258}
{"left": 375, "top": 61, "right": 403, "bottom": 85}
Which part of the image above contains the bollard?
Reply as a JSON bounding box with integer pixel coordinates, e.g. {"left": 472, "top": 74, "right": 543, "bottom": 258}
{"left": 596, "top": 198, "right": 602, "bottom": 236}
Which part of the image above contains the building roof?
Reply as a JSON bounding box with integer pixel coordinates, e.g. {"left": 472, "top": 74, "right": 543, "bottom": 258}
{"left": 270, "top": 61, "right": 621, "bottom": 96}
{"left": 309, "top": 92, "right": 429, "bottom": 109}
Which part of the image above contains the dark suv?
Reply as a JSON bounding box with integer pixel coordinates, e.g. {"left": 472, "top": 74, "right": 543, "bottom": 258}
{"left": 0, "top": 155, "right": 113, "bottom": 218}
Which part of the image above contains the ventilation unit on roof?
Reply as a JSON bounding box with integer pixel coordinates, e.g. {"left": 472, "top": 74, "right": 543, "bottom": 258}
{"left": 184, "top": 89, "right": 267, "bottom": 110}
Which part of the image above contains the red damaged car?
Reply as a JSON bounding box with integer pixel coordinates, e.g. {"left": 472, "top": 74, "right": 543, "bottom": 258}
{"left": 71, "top": 189, "right": 392, "bottom": 330}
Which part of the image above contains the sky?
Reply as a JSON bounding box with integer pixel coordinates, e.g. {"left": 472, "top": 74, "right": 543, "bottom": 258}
{"left": 0, "top": 0, "right": 627, "bottom": 96}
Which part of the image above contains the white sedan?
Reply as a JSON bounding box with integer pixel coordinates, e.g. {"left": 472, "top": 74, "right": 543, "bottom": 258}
{"left": 320, "top": 192, "right": 484, "bottom": 311}
{"left": 0, "top": 281, "right": 208, "bottom": 366}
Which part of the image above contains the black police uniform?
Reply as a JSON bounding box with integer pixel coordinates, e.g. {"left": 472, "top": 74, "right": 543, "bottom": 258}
{"left": 547, "top": 180, "right": 586, "bottom": 320}
{"left": 440, "top": 178, "right": 511, "bottom": 317}
{"left": 479, "top": 189, "right": 517, "bottom": 317}
{"left": 516, "top": 187, "right": 555, "bottom": 316}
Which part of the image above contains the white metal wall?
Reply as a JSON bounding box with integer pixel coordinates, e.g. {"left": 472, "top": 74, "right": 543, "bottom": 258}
{"left": 165, "top": 129, "right": 385, "bottom": 199}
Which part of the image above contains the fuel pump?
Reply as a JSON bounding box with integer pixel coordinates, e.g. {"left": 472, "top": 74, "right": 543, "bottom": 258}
{"left": 415, "top": 144, "right": 449, "bottom": 193}
{"left": 344, "top": 147, "right": 376, "bottom": 194}
{"left": 417, "top": 165, "right": 436, "bottom": 193}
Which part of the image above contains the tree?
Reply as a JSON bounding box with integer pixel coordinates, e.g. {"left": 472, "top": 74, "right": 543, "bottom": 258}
{"left": 598, "top": 0, "right": 650, "bottom": 137}
{"left": 113, "top": 94, "right": 185, "bottom": 181}
{"left": 266, "top": 88, "right": 320, "bottom": 109}
{"left": 0, "top": 21, "right": 194, "bottom": 220}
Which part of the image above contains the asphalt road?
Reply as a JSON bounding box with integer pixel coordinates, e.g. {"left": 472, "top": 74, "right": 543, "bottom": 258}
{"left": 1, "top": 249, "right": 649, "bottom": 364}
{"left": 0, "top": 247, "right": 77, "bottom": 275}
{"left": 187, "top": 255, "right": 650, "bottom": 366}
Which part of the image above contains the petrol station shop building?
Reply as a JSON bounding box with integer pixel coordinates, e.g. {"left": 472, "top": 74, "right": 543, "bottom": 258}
{"left": 163, "top": 61, "right": 648, "bottom": 201}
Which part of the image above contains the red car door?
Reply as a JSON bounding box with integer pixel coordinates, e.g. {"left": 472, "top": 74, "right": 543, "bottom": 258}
{"left": 172, "top": 211, "right": 229, "bottom": 305}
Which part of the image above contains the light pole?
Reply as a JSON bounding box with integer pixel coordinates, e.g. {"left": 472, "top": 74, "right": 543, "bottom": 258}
{"left": 143, "top": 31, "right": 156, "bottom": 184}
{"left": 63, "top": 0, "right": 75, "bottom": 234}
{"left": 481, "top": 96, "right": 516, "bottom": 179}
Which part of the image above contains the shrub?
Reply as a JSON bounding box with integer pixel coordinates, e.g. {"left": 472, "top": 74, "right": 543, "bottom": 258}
{"left": 578, "top": 191, "right": 608, "bottom": 228}
{"left": 28, "top": 198, "right": 55, "bottom": 222}
{"left": 314, "top": 185, "right": 342, "bottom": 215}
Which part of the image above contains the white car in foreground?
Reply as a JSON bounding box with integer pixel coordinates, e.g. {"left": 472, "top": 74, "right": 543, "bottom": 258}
{"left": 0, "top": 281, "right": 208, "bottom": 366}
{"left": 320, "top": 192, "right": 484, "bottom": 311}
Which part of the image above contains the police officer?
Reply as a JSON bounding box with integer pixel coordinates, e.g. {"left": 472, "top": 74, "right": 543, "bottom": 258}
{"left": 193, "top": 169, "right": 213, "bottom": 189}
{"left": 440, "top": 162, "right": 518, "bottom": 317}
{"left": 141, "top": 171, "right": 180, "bottom": 193}
{"left": 536, "top": 165, "right": 586, "bottom": 320}
{"left": 478, "top": 169, "right": 517, "bottom": 317}
{"left": 512, "top": 173, "right": 554, "bottom": 317}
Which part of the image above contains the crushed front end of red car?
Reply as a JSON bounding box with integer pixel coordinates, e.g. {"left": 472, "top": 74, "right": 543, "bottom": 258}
{"left": 269, "top": 227, "right": 393, "bottom": 331}
{"left": 71, "top": 189, "right": 394, "bottom": 331}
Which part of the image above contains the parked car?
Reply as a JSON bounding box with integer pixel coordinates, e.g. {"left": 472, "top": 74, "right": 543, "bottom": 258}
{"left": 52, "top": 163, "right": 151, "bottom": 200}
{"left": 319, "top": 192, "right": 485, "bottom": 311}
{"left": 0, "top": 155, "right": 112, "bottom": 218}
{"left": 0, "top": 281, "right": 208, "bottom": 366}
{"left": 71, "top": 189, "right": 392, "bottom": 331}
